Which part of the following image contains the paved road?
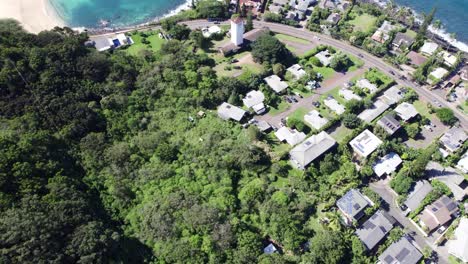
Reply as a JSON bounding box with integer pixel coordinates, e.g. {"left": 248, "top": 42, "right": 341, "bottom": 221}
{"left": 370, "top": 180, "right": 449, "bottom": 264}
{"left": 256, "top": 68, "right": 367, "bottom": 127}
{"left": 182, "top": 20, "right": 468, "bottom": 130}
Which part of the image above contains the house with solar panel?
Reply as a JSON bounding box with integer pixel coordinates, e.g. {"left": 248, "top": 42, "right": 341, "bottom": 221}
{"left": 355, "top": 210, "right": 395, "bottom": 251}
{"left": 349, "top": 129, "right": 383, "bottom": 159}
{"left": 418, "top": 195, "right": 459, "bottom": 234}
{"left": 378, "top": 237, "right": 423, "bottom": 264}
{"left": 289, "top": 131, "right": 336, "bottom": 169}
{"left": 336, "top": 189, "right": 371, "bottom": 225}
{"left": 88, "top": 33, "right": 134, "bottom": 52}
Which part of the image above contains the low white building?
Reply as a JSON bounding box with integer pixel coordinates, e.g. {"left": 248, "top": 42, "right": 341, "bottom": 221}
{"left": 91, "top": 33, "right": 134, "bottom": 52}
{"left": 264, "top": 75, "right": 289, "bottom": 93}
{"left": 350, "top": 129, "right": 383, "bottom": 158}
{"left": 287, "top": 64, "right": 307, "bottom": 80}
{"left": 394, "top": 102, "right": 419, "bottom": 121}
{"left": 448, "top": 218, "right": 468, "bottom": 263}
{"left": 339, "top": 88, "right": 362, "bottom": 101}
{"left": 420, "top": 41, "right": 439, "bottom": 56}
{"left": 243, "top": 90, "right": 266, "bottom": 114}
{"left": 217, "top": 102, "right": 246, "bottom": 122}
{"left": 324, "top": 97, "right": 345, "bottom": 115}
{"left": 429, "top": 67, "right": 449, "bottom": 81}
{"left": 356, "top": 78, "right": 378, "bottom": 94}
{"left": 290, "top": 131, "right": 336, "bottom": 169}
{"left": 315, "top": 50, "right": 334, "bottom": 67}
{"left": 372, "top": 152, "right": 403, "bottom": 177}
{"left": 202, "top": 25, "right": 222, "bottom": 38}
{"left": 441, "top": 51, "right": 458, "bottom": 67}
{"left": 381, "top": 85, "right": 405, "bottom": 105}
{"left": 304, "top": 110, "right": 328, "bottom": 130}
{"left": 457, "top": 152, "right": 468, "bottom": 173}
{"left": 275, "top": 126, "right": 306, "bottom": 146}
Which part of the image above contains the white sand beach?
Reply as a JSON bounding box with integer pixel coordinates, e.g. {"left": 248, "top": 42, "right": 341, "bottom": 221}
{"left": 0, "top": 0, "right": 64, "bottom": 33}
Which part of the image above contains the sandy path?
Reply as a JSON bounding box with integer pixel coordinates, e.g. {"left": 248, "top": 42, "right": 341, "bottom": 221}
{"left": 0, "top": 0, "right": 64, "bottom": 33}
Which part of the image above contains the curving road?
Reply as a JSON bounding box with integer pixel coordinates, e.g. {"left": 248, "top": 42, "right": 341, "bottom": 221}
{"left": 182, "top": 20, "right": 467, "bottom": 130}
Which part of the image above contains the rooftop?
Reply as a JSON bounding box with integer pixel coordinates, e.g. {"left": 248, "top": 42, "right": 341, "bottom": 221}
{"left": 287, "top": 64, "right": 307, "bottom": 80}
{"left": 356, "top": 78, "right": 378, "bottom": 93}
{"left": 243, "top": 90, "right": 265, "bottom": 108}
{"left": 339, "top": 88, "right": 362, "bottom": 101}
{"left": 378, "top": 237, "right": 422, "bottom": 264}
{"left": 407, "top": 51, "right": 427, "bottom": 66}
{"left": 304, "top": 110, "right": 329, "bottom": 130}
{"left": 324, "top": 97, "right": 345, "bottom": 115}
{"left": 350, "top": 129, "right": 383, "bottom": 158}
{"left": 217, "top": 102, "right": 246, "bottom": 121}
{"left": 440, "top": 127, "right": 467, "bottom": 153}
{"left": 448, "top": 218, "right": 468, "bottom": 263}
{"left": 404, "top": 180, "right": 433, "bottom": 211}
{"left": 264, "top": 75, "right": 289, "bottom": 93}
{"left": 381, "top": 85, "right": 405, "bottom": 105}
{"left": 420, "top": 41, "right": 439, "bottom": 55}
{"left": 377, "top": 114, "right": 402, "bottom": 135}
{"left": 315, "top": 50, "right": 334, "bottom": 67}
{"left": 394, "top": 102, "right": 419, "bottom": 121}
{"left": 358, "top": 99, "right": 390, "bottom": 123}
{"left": 456, "top": 151, "right": 468, "bottom": 173}
{"left": 392, "top": 32, "right": 415, "bottom": 49}
{"left": 356, "top": 210, "right": 395, "bottom": 250}
{"left": 372, "top": 152, "right": 403, "bottom": 177}
{"left": 337, "top": 189, "right": 370, "bottom": 220}
{"left": 441, "top": 51, "right": 458, "bottom": 67}
{"left": 275, "top": 126, "right": 307, "bottom": 146}
{"left": 371, "top": 21, "right": 396, "bottom": 43}
{"left": 429, "top": 67, "right": 449, "bottom": 80}
{"left": 419, "top": 195, "right": 459, "bottom": 232}
{"left": 327, "top": 13, "right": 341, "bottom": 24}
{"left": 290, "top": 131, "right": 336, "bottom": 169}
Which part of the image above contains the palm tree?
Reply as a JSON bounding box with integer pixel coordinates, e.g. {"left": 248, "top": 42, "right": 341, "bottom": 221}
{"left": 323, "top": 211, "right": 343, "bottom": 231}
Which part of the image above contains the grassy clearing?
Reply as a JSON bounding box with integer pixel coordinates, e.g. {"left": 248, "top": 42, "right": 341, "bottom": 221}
{"left": 348, "top": 13, "right": 377, "bottom": 32}
{"left": 314, "top": 66, "right": 336, "bottom": 80}
{"left": 329, "top": 123, "right": 352, "bottom": 144}
{"left": 348, "top": 54, "right": 365, "bottom": 72}
{"left": 269, "top": 101, "right": 290, "bottom": 116}
{"left": 126, "top": 32, "right": 166, "bottom": 55}
{"left": 405, "top": 29, "right": 418, "bottom": 38}
{"left": 413, "top": 100, "right": 432, "bottom": 118}
{"left": 288, "top": 107, "right": 309, "bottom": 121}
{"left": 275, "top": 34, "right": 310, "bottom": 45}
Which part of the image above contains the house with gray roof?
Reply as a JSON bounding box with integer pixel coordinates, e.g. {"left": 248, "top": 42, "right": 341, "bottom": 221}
{"left": 394, "top": 102, "right": 419, "bottom": 121}
{"left": 337, "top": 189, "right": 371, "bottom": 222}
{"left": 377, "top": 114, "right": 401, "bottom": 136}
{"left": 356, "top": 210, "right": 395, "bottom": 250}
{"left": 315, "top": 50, "right": 334, "bottom": 67}
{"left": 358, "top": 99, "right": 390, "bottom": 123}
{"left": 287, "top": 64, "right": 307, "bottom": 80}
{"left": 304, "top": 110, "right": 328, "bottom": 130}
{"left": 426, "top": 163, "right": 468, "bottom": 201}
{"left": 419, "top": 195, "right": 459, "bottom": 233}
{"left": 440, "top": 127, "right": 467, "bottom": 154}
{"left": 264, "top": 243, "right": 277, "bottom": 254}
{"left": 243, "top": 90, "right": 266, "bottom": 114}
{"left": 381, "top": 86, "right": 405, "bottom": 105}
{"left": 217, "top": 102, "right": 246, "bottom": 122}
{"left": 392, "top": 32, "right": 415, "bottom": 51}
{"left": 404, "top": 180, "right": 433, "bottom": 212}
{"left": 378, "top": 237, "right": 422, "bottom": 264}
{"left": 290, "top": 131, "right": 336, "bottom": 169}
{"left": 372, "top": 152, "right": 402, "bottom": 177}
{"left": 448, "top": 218, "right": 468, "bottom": 263}
{"left": 264, "top": 75, "right": 289, "bottom": 93}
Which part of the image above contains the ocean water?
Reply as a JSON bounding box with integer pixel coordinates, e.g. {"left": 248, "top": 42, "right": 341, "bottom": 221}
{"left": 393, "top": 0, "right": 468, "bottom": 49}
{"left": 49, "top": 0, "right": 190, "bottom": 28}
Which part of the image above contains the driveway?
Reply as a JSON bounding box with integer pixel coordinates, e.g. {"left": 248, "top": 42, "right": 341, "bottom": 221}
{"left": 370, "top": 180, "right": 449, "bottom": 264}
{"left": 256, "top": 68, "right": 367, "bottom": 127}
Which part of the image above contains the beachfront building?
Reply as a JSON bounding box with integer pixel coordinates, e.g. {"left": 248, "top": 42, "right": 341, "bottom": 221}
{"left": 392, "top": 32, "right": 415, "bottom": 51}
{"left": 243, "top": 90, "right": 266, "bottom": 114}
{"left": 304, "top": 110, "right": 328, "bottom": 130}
{"left": 372, "top": 152, "right": 402, "bottom": 178}
{"left": 275, "top": 126, "right": 306, "bottom": 146}
{"left": 89, "top": 33, "right": 134, "bottom": 52}
{"left": 350, "top": 129, "right": 383, "bottom": 158}
{"left": 264, "top": 75, "right": 289, "bottom": 93}
{"left": 420, "top": 41, "right": 439, "bottom": 56}
{"left": 448, "top": 218, "right": 468, "bottom": 263}
{"left": 441, "top": 51, "right": 458, "bottom": 67}
{"left": 289, "top": 131, "right": 336, "bottom": 169}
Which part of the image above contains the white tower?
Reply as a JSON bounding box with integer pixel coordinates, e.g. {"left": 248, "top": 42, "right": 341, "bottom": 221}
{"left": 231, "top": 17, "right": 244, "bottom": 46}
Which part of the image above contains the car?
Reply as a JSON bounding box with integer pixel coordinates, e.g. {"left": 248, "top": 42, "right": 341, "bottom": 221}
{"left": 437, "top": 226, "right": 447, "bottom": 234}
{"left": 312, "top": 101, "right": 321, "bottom": 107}
{"left": 433, "top": 100, "right": 443, "bottom": 107}
{"left": 292, "top": 97, "right": 299, "bottom": 103}
{"left": 280, "top": 118, "right": 286, "bottom": 126}
{"left": 294, "top": 92, "right": 303, "bottom": 98}
{"left": 358, "top": 53, "right": 364, "bottom": 58}
{"left": 214, "top": 21, "right": 220, "bottom": 24}
{"left": 389, "top": 70, "right": 395, "bottom": 75}
{"left": 231, "top": 59, "right": 238, "bottom": 63}
{"left": 285, "top": 96, "right": 293, "bottom": 103}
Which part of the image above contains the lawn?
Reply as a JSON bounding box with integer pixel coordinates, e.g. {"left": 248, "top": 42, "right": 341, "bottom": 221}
{"left": 405, "top": 29, "right": 418, "bottom": 38}
{"left": 269, "top": 101, "right": 290, "bottom": 116}
{"left": 314, "top": 66, "right": 336, "bottom": 80}
{"left": 348, "top": 54, "right": 365, "bottom": 72}
{"left": 288, "top": 107, "right": 309, "bottom": 122}
{"left": 126, "top": 32, "right": 166, "bottom": 55}
{"left": 275, "top": 34, "right": 310, "bottom": 45}
{"left": 348, "top": 13, "right": 377, "bottom": 32}
{"left": 413, "top": 100, "right": 432, "bottom": 118}
{"left": 328, "top": 123, "right": 352, "bottom": 144}
{"left": 319, "top": 86, "right": 346, "bottom": 105}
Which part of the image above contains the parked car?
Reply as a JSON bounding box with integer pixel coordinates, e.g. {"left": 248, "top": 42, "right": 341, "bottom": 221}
{"left": 291, "top": 97, "right": 299, "bottom": 103}
{"left": 294, "top": 92, "right": 303, "bottom": 98}
{"left": 358, "top": 53, "right": 364, "bottom": 58}
{"left": 312, "top": 101, "right": 321, "bottom": 107}
{"left": 285, "top": 96, "right": 293, "bottom": 103}
{"left": 389, "top": 70, "right": 396, "bottom": 75}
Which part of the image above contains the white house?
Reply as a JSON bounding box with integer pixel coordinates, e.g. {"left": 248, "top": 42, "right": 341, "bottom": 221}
{"left": 339, "top": 88, "right": 362, "bottom": 101}
{"left": 287, "top": 64, "right": 307, "bottom": 80}
{"left": 324, "top": 97, "right": 345, "bottom": 115}
{"left": 290, "top": 131, "right": 336, "bottom": 169}
{"left": 356, "top": 79, "right": 378, "bottom": 94}
{"left": 394, "top": 102, "right": 419, "bottom": 121}
{"left": 420, "top": 41, "right": 439, "bottom": 56}
{"left": 315, "top": 50, "right": 334, "bottom": 66}
{"left": 372, "top": 152, "right": 403, "bottom": 177}
{"left": 275, "top": 126, "right": 306, "bottom": 146}
{"left": 202, "top": 25, "right": 222, "bottom": 38}
{"left": 429, "top": 67, "right": 449, "bottom": 81}
{"left": 243, "top": 90, "right": 266, "bottom": 114}
{"left": 91, "top": 33, "right": 134, "bottom": 52}
{"left": 448, "top": 218, "right": 468, "bottom": 263}
{"left": 264, "top": 75, "right": 289, "bottom": 93}
{"left": 350, "top": 129, "right": 383, "bottom": 158}
{"left": 457, "top": 152, "right": 468, "bottom": 173}
{"left": 441, "top": 51, "right": 458, "bottom": 67}
{"left": 217, "top": 102, "right": 246, "bottom": 121}
{"left": 304, "top": 110, "right": 328, "bottom": 130}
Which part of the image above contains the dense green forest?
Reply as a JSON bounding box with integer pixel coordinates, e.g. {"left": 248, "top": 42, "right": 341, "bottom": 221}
{"left": 0, "top": 19, "right": 412, "bottom": 263}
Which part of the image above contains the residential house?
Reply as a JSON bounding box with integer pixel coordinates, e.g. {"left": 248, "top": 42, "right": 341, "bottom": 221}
{"left": 337, "top": 189, "right": 371, "bottom": 223}
{"left": 326, "top": 13, "right": 341, "bottom": 25}
{"left": 90, "top": 33, "right": 134, "bottom": 52}
{"left": 264, "top": 75, "right": 289, "bottom": 93}
{"left": 324, "top": 96, "right": 346, "bottom": 115}
{"left": 356, "top": 78, "right": 378, "bottom": 94}
{"left": 429, "top": 67, "right": 449, "bottom": 82}
{"left": 350, "top": 129, "right": 383, "bottom": 158}
{"left": 243, "top": 90, "right": 266, "bottom": 114}
{"left": 289, "top": 131, "right": 336, "bottom": 169}
{"left": 419, "top": 195, "right": 459, "bottom": 233}
{"left": 287, "top": 64, "right": 307, "bottom": 80}
{"left": 420, "top": 41, "right": 439, "bottom": 56}
{"left": 356, "top": 210, "right": 395, "bottom": 250}
{"left": 268, "top": 4, "right": 282, "bottom": 14}
{"left": 339, "top": 88, "right": 362, "bottom": 101}
{"left": 264, "top": 243, "right": 278, "bottom": 254}
{"left": 217, "top": 102, "right": 247, "bottom": 121}
{"left": 377, "top": 114, "right": 402, "bottom": 136}
{"left": 371, "top": 21, "right": 396, "bottom": 44}
{"left": 239, "top": 0, "right": 263, "bottom": 16}
{"left": 448, "top": 218, "right": 468, "bottom": 263}
{"left": 358, "top": 100, "right": 390, "bottom": 123}
{"left": 426, "top": 162, "right": 468, "bottom": 201}
{"left": 372, "top": 152, "right": 403, "bottom": 177}
{"left": 378, "top": 237, "right": 423, "bottom": 264}
{"left": 337, "top": 1, "right": 350, "bottom": 11}
{"left": 275, "top": 126, "right": 307, "bottom": 146}
{"left": 202, "top": 25, "right": 222, "bottom": 38}
{"left": 406, "top": 51, "right": 427, "bottom": 67}
{"left": 315, "top": 50, "right": 334, "bottom": 67}
{"left": 285, "top": 11, "right": 298, "bottom": 21}
{"left": 392, "top": 32, "right": 415, "bottom": 51}
{"left": 460, "top": 65, "right": 468, "bottom": 81}
{"left": 394, "top": 102, "right": 419, "bottom": 122}
{"left": 304, "top": 110, "right": 328, "bottom": 130}
{"left": 254, "top": 120, "right": 272, "bottom": 132}
{"left": 404, "top": 180, "right": 433, "bottom": 212}
{"left": 440, "top": 127, "right": 467, "bottom": 154}
{"left": 441, "top": 51, "right": 458, "bottom": 67}
{"left": 456, "top": 151, "right": 468, "bottom": 173}
{"left": 381, "top": 85, "right": 405, "bottom": 105}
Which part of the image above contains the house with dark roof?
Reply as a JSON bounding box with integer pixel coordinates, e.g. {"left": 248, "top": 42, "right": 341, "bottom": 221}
{"left": 378, "top": 237, "right": 423, "bottom": 264}
{"left": 439, "top": 127, "right": 467, "bottom": 154}
{"left": 392, "top": 32, "right": 415, "bottom": 51}
{"left": 337, "top": 189, "right": 371, "bottom": 223}
{"left": 404, "top": 180, "right": 433, "bottom": 212}
{"left": 377, "top": 114, "right": 401, "bottom": 136}
{"left": 419, "top": 195, "right": 459, "bottom": 233}
{"left": 356, "top": 210, "right": 395, "bottom": 250}
{"left": 406, "top": 51, "right": 427, "bottom": 67}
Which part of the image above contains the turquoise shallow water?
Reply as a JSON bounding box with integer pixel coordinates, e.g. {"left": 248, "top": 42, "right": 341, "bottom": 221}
{"left": 394, "top": 0, "right": 468, "bottom": 44}
{"left": 49, "top": 0, "right": 188, "bottom": 28}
